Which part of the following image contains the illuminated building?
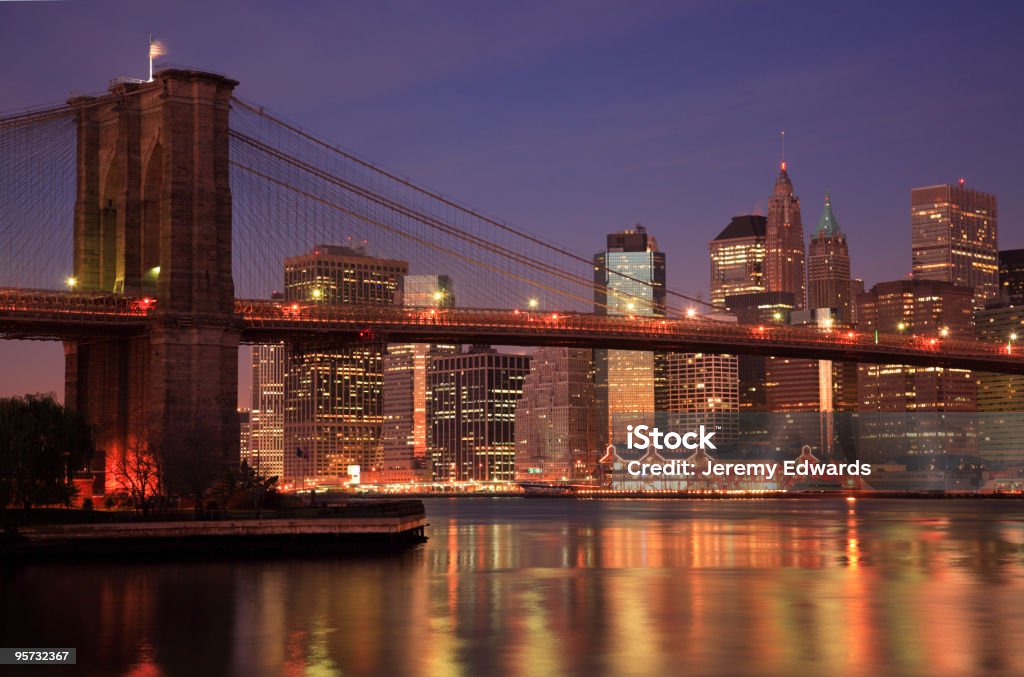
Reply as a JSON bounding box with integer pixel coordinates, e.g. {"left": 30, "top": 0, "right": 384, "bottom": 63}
{"left": 709, "top": 215, "right": 766, "bottom": 307}
{"left": 850, "top": 278, "right": 865, "bottom": 324}
{"left": 282, "top": 245, "right": 408, "bottom": 482}
{"left": 238, "top": 408, "right": 251, "bottom": 463}
{"left": 998, "top": 249, "right": 1024, "bottom": 303}
{"left": 248, "top": 342, "right": 285, "bottom": 477}
{"left": 856, "top": 279, "right": 976, "bottom": 461}
{"left": 765, "top": 160, "right": 806, "bottom": 309}
{"left": 380, "top": 275, "right": 457, "bottom": 483}
{"left": 514, "top": 348, "right": 597, "bottom": 482}
{"left": 665, "top": 352, "right": 739, "bottom": 444}
{"left": 428, "top": 346, "right": 529, "bottom": 482}
{"left": 724, "top": 291, "right": 797, "bottom": 414}
{"left": 975, "top": 302, "right": 1024, "bottom": 462}
{"left": 911, "top": 182, "right": 998, "bottom": 310}
{"left": 807, "top": 192, "right": 852, "bottom": 323}
{"left": 593, "top": 225, "right": 666, "bottom": 447}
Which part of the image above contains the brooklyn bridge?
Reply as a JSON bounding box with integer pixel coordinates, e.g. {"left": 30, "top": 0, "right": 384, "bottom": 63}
{"left": 1, "top": 68, "right": 1021, "bottom": 461}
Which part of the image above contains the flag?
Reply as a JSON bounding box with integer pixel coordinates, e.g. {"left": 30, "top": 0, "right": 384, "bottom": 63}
{"left": 149, "top": 36, "right": 166, "bottom": 60}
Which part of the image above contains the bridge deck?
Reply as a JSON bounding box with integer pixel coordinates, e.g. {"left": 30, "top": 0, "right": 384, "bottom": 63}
{"left": 2, "top": 290, "right": 1022, "bottom": 374}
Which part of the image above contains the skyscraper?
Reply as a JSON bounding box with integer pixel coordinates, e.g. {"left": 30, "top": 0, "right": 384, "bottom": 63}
{"left": 282, "top": 245, "right": 408, "bottom": 482}
{"left": 998, "top": 249, "right": 1024, "bottom": 303}
{"left": 856, "top": 279, "right": 976, "bottom": 461}
{"left": 593, "top": 225, "right": 666, "bottom": 448}
{"left": 514, "top": 347, "right": 597, "bottom": 482}
{"left": 911, "top": 182, "right": 998, "bottom": 310}
{"left": 665, "top": 352, "right": 739, "bottom": 444}
{"left": 709, "top": 215, "right": 766, "bottom": 307}
{"left": 765, "top": 161, "right": 806, "bottom": 309}
{"left": 380, "top": 275, "right": 457, "bottom": 483}
{"left": 974, "top": 303, "right": 1024, "bottom": 462}
{"left": 428, "top": 346, "right": 530, "bottom": 482}
{"left": 249, "top": 343, "right": 285, "bottom": 478}
{"left": 807, "top": 192, "right": 852, "bottom": 323}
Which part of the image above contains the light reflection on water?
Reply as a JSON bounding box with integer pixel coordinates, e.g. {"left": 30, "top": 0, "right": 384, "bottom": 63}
{"left": 3, "top": 498, "right": 1024, "bottom": 676}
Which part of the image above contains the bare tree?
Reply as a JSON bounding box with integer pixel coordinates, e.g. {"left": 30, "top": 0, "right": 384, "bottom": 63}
{"left": 108, "top": 431, "right": 161, "bottom": 516}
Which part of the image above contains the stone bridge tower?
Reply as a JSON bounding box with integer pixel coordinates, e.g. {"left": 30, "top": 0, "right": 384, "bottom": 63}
{"left": 64, "top": 69, "right": 239, "bottom": 478}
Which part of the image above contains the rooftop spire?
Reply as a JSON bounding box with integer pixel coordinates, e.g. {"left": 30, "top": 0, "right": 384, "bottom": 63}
{"left": 816, "top": 191, "right": 842, "bottom": 237}
{"left": 780, "top": 130, "right": 786, "bottom": 171}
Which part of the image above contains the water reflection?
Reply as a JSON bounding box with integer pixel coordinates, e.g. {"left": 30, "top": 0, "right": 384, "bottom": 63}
{"left": 3, "top": 498, "right": 1024, "bottom": 676}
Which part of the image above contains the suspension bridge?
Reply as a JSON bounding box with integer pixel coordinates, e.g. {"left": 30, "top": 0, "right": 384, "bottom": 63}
{"left": 1, "top": 68, "right": 1021, "bottom": 460}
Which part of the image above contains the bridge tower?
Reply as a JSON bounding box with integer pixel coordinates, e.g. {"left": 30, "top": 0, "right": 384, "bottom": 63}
{"left": 64, "top": 70, "right": 239, "bottom": 478}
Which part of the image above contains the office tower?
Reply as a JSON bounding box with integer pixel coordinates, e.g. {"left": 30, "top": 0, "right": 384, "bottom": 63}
{"left": 514, "top": 347, "right": 597, "bottom": 482}
{"left": 238, "top": 409, "right": 251, "bottom": 463}
{"left": 765, "top": 160, "right": 806, "bottom": 308}
{"left": 723, "top": 291, "right": 797, "bottom": 413}
{"left": 765, "top": 309, "right": 857, "bottom": 457}
{"left": 911, "top": 182, "right": 998, "bottom": 309}
{"left": 593, "top": 225, "right": 666, "bottom": 448}
{"left": 282, "top": 245, "right": 408, "bottom": 482}
{"left": 807, "top": 192, "right": 852, "bottom": 322}
{"left": 380, "top": 275, "right": 457, "bottom": 483}
{"left": 975, "top": 303, "right": 1024, "bottom": 462}
{"left": 998, "top": 249, "right": 1024, "bottom": 303}
{"left": 249, "top": 343, "right": 285, "bottom": 477}
{"left": 428, "top": 346, "right": 530, "bottom": 482}
{"left": 856, "top": 279, "right": 976, "bottom": 461}
{"left": 666, "top": 352, "right": 739, "bottom": 444}
{"left": 850, "top": 279, "right": 865, "bottom": 325}
{"left": 709, "top": 215, "right": 766, "bottom": 307}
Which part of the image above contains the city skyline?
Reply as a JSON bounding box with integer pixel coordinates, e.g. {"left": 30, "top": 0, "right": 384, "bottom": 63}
{"left": 3, "top": 1, "right": 1024, "bottom": 403}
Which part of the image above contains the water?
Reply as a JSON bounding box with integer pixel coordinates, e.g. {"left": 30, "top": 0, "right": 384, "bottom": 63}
{"left": 4, "top": 498, "right": 1024, "bottom": 676}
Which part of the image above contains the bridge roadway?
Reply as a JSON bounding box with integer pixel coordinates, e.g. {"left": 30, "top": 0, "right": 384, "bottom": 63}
{"left": 2, "top": 289, "right": 1023, "bottom": 374}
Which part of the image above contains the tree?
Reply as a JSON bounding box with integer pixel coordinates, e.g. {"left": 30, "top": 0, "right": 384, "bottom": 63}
{"left": 108, "top": 431, "right": 162, "bottom": 515}
{"left": 0, "top": 395, "right": 94, "bottom": 511}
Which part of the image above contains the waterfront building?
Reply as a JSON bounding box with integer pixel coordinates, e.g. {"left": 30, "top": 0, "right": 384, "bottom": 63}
{"left": 709, "top": 215, "right": 766, "bottom": 307}
{"left": 282, "top": 245, "right": 408, "bottom": 482}
{"left": 593, "top": 225, "right": 666, "bottom": 448}
{"left": 856, "top": 279, "right": 976, "bottom": 461}
{"left": 514, "top": 347, "right": 597, "bottom": 482}
{"left": 248, "top": 343, "right": 285, "bottom": 478}
{"left": 911, "top": 182, "right": 998, "bottom": 310}
{"left": 428, "top": 346, "right": 530, "bottom": 482}
{"left": 380, "top": 275, "right": 457, "bottom": 483}
{"left": 975, "top": 302, "right": 1024, "bottom": 462}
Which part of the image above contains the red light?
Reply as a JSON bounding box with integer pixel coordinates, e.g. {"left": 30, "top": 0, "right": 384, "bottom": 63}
{"left": 756, "top": 326, "right": 765, "bottom": 332}
{"left": 550, "top": 314, "right": 559, "bottom": 320}
{"left": 291, "top": 304, "right": 299, "bottom": 311}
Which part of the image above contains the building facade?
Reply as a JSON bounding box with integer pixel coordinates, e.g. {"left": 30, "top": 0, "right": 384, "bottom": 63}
{"left": 856, "top": 279, "right": 976, "bottom": 461}
{"left": 709, "top": 215, "right": 766, "bottom": 307}
{"left": 514, "top": 347, "right": 597, "bottom": 482}
{"left": 998, "top": 249, "right": 1024, "bottom": 303}
{"left": 593, "top": 225, "right": 666, "bottom": 448}
{"left": 282, "top": 245, "right": 408, "bottom": 482}
{"left": 380, "top": 275, "right": 457, "bottom": 483}
{"left": 428, "top": 346, "right": 530, "bottom": 482}
{"left": 911, "top": 182, "right": 998, "bottom": 310}
{"left": 248, "top": 342, "right": 285, "bottom": 478}
{"left": 765, "top": 161, "right": 806, "bottom": 309}
{"left": 807, "top": 192, "right": 852, "bottom": 323}
{"left": 665, "top": 352, "right": 739, "bottom": 444}
{"left": 975, "top": 303, "right": 1024, "bottom": 462}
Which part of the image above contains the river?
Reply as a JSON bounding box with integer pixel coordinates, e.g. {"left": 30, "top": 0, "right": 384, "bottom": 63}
{"left": 3, "top": 497, "right": 1024, "bottom": 676}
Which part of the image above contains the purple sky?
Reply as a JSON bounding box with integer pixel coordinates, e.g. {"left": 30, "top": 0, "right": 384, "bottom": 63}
{"left": 2, "top": 0, "right": 1023, "bottom": 406}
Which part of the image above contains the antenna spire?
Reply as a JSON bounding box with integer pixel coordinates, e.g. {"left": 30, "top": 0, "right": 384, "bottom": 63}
{"left": 780, "top": 130, "right": 786, "bottom": 171}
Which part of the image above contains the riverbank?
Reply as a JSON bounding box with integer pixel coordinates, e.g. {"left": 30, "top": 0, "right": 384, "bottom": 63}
{"left": 0, "top": 500, "right": 427, "bottom": 558}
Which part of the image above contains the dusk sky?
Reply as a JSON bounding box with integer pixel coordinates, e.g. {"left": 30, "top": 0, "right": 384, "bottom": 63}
{"left": 2, "top": 0, "right": 1023, "bottom": 404}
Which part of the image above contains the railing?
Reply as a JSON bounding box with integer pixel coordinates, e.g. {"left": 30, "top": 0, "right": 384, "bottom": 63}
{"left": 1, "top": 290, "right": 1021, "bottom": 371}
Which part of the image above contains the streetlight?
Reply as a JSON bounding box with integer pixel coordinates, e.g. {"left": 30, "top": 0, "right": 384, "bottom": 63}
{"left": 626, "top": 302, "right": 636, "bottom": 312}
{"left": 686, "top": 307, "right": 697, "bottom": 318}
{"left": 528, "top": 298, "right": 539, "bottom": 309}
{"left": 940, "top": 327, "right": 949, "bottom": 338}
{"left": 897, "top": 322, "right": 906, "bottom": 333}
{"left": 311, "top": 287, "right": 323, "bottom": 300}
{"left": 65, "top": 276, "right": 77, "bottom": 288}
{"left": 1009, "top": 333, "right": 1018, "bottom": 354}
{"left": 433, "top": 290, "right": 444, "bottom": 304}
